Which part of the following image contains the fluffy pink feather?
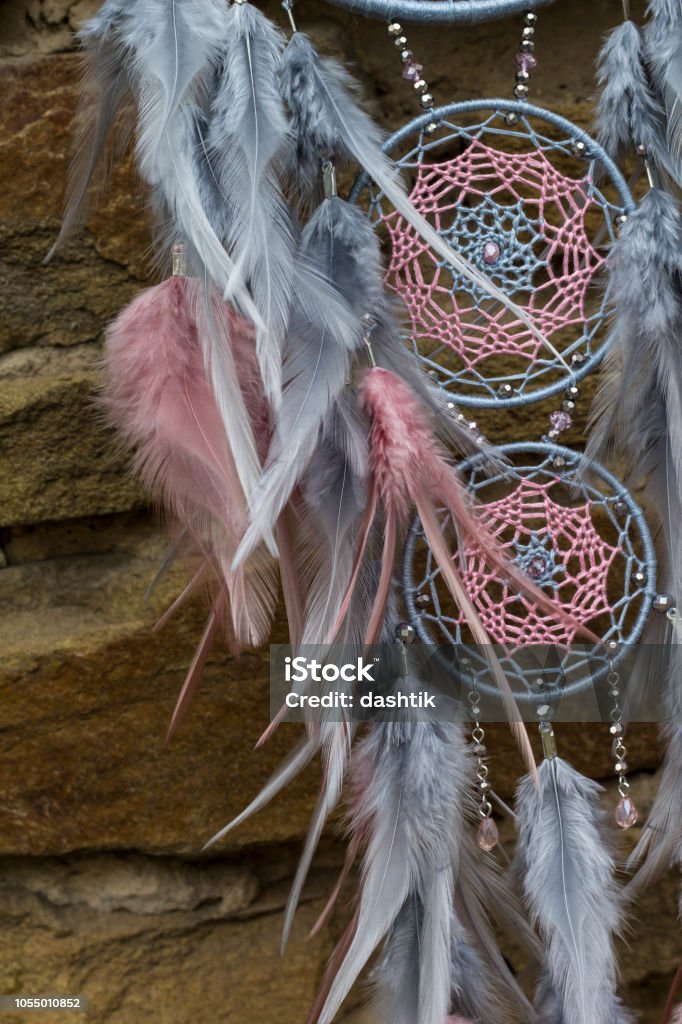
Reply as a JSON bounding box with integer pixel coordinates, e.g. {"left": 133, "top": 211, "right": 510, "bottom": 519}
{"left": 101, "top": 276, "right": 278, "bottom": 734}
{"left": 671, "top": 1006, "right": 682, "bottom": 1024}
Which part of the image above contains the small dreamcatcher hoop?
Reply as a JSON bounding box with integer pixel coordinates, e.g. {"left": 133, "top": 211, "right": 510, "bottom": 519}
{"left": 320, "top": 0, "right": 554, "bottom": 24}
{"left": 352, "top": 99, "right": 635, "bottom": 409}
{"left": 403, "top": 443, "right": 657, "bottom": 701}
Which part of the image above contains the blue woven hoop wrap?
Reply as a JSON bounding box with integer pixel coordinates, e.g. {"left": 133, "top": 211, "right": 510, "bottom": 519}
{"left": 402, "top": 443, "right": 657, "bottom": 704}
{"left": 352, "top": 100, "right": 635, "bottom": 409}
{"left": 320, "top": 0, "right": 554, "bottom": 24}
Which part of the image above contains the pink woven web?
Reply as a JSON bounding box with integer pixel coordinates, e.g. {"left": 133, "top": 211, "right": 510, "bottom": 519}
{"left": 382, "top": 138, "right": 605, "bottom": 370}
{"left": 451, "top": 477, "right": 619, "bottom": 646}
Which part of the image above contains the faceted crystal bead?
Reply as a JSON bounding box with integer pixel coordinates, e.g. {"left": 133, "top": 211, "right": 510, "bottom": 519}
{"left": 549, "top": 410, "right": 573, "bottom": 432}
{"left": 402, "top": 61, "right": 423, "bottom": 81}
{"left": 482, "top": 240, "right": 501, "bottom": 265}
{"left": 615, "top": 796, "right": 638, "bottom": 829}
{"left": 516, "top": 51, "right": 538, "bottom": 73}
{"left": 526, "top": 555, "right": 548, "bottom": 580}
{"left": 477, "top": 816, "right": 499, "bottom": 851}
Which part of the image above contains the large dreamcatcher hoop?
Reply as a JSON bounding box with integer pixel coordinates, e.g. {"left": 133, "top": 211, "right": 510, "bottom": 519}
{"left": 403, "top": 442, "right": 657, "bottom": 701}
{"left": 320, "top": 0, "right": 554, "bottom": 24}
{"left": 352, "top": 99, "right": 635, "bottom": 408}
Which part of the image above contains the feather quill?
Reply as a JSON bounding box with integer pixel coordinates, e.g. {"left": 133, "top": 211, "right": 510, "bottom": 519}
{"left": 515, "top": 752, "right": 623, "bottom": 1024}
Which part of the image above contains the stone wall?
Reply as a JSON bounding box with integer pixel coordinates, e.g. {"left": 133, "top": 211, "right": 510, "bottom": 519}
{"left": 0, "top": 0, "right": 679, "bottom": 1022}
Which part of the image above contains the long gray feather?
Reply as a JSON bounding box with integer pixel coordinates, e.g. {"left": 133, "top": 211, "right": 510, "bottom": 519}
{"left": 206, "top": 3, "right": 294, "bottom": 407}
{"left": 317, "top": 668, "right": 471, "bottom": 1024}
{"left": 515, "top": 756, "right": 622, "bottom": 1024}
{"left": 584, "top": 188, "right": 682, "bottom": 894}
{"left": 595, "top": 20, "right": 668, "bottom": 172}
{"left": 279, "top": 31, "right": 564, "bottom": 363}
{"left": 48, "top": 1, "right": 132, "bottom": 257}
{"left": 232, "top": 198, "right": 381, "bottom": 567}
{"left": 645, "top": 0, "right": 682, "bottom": 180}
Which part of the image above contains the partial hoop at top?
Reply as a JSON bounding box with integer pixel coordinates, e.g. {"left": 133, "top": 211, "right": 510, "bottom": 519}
{"left": 320, "top": 0, "right": 555, "bottom": 24}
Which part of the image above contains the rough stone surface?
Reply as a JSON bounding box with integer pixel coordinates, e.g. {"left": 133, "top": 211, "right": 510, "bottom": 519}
{"left": 0, "top": 0, "right": 676, "bottom": 1021}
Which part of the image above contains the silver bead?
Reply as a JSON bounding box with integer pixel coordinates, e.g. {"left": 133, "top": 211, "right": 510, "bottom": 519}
{"left": 570, "top": 351, "right": 586, "bottom": 365}
{"left": 572, "top": 139, "right": 587, "bottom": 156}
{"left": 610, "top": 722, "right": 624, "bottom": 735}
{"left": 522, "top": 25, "right": 535, "bottom": 38}
{"left": 562, "top": 400, "right": 576, "bottom": 413}
{"left": 400, "top": 49, "right": 413, "bottom": 63}
{"left": 394, "top": 35, "right": 408, "bottom": 48}
{"left": 415, "top": 592, "right": 430, "bottom": 607}
{"left": 425, "top": 121, "right": 439, "bottom": 136}
{"left": 613, "top": 500, "right": 627, "bottom": 516}
{"left": 498, "top": 383, "right": 514, "bottom": 398}
{"left": 615, "top": 760, "right": 628, "bottom": 773}
{"left": 524, "top": 11, "right": 538, "bottom": 24}
{"left": 520, "top": 38, "right": 535, "bottom": 52}
{"left": 515, "top": 69, "right": 531, "bottom": 83}
{"left": 536, "top": 704, "right": 552, "bottom": 718}
{"left": 552, "top": 456, "right": 567, "bottom": 470}
{"left": 420, "top": 93, "right": 434, "bottom": 108}
{"left": 413, "top": 79, "right": 428, "bottom": 94}
{"left": 514, "top": 83, "right": 529, "bottom": 99}
{"left": 478, "top": 779, "right": 491, "bottom": 792}
{"left": 547, "top": 428, "right": 560, "bottom": 440}
{"left": 505, "top": 112, "right": 520, "bottom": 126}
{"left": 609, "top": 687, "right": 620, "bottom": 698}
{"left": 607, "top": 639, "right": 618, "bottom": 652}
{"left": 472, "top": 743, "right": 486, "bottom": 756}
{"left": 565, "top": 385, "right": 580, "bottom": 400}
{"left": 653, "top": 592, "right": 675, "bottom": 612}
{"left": 395, "top": 622, "right": 416, "bottom": 643}
{"left": 632, "top": 569, "right": 646, "bottom": 585}
{"left": 471, "top": 706, "right": 482, "bottom": 718}
{"left": 615, "top": 213, "right": 628, "bottom": 231}
{"left": 387, "top": 20, "right": 402, "bottom": 35}
{"left": 636, "top": 142, "right": 647, "bottom": 156}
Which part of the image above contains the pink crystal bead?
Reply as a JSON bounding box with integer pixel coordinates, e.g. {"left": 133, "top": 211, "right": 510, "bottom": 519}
{"left": 477, "top": 816, "right": 499, "bottom": 851}
{"left": 615, "top": 796, "right": 638, "bottom": 829}
{"left": 516, "top": 51, "right": 538, "bottom": 73}
{"left": 549, "top": 410, "right": 573, "bottom": 432}
{"left": 482, "top": 240, "right": 501, "bottom": 265}
{"left": 402, "top": 61, "right": 423, "bottom": 82}
{"left": 526, "top": 555, "right": 548, "bottom": 580}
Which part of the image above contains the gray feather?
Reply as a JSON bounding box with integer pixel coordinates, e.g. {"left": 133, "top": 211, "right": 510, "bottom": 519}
{"left": 318, "top": 669, "right": 471, "bottom": 1024}
{"left": 534, "top": 969, "right": 636, "bottom": 1024}
{"left": 206, "top": 3, "right": 294, "bottom": 407}
{"left": 645, "top": 0, "right": 682, "bottom": 180}
{"left": 48, "top": 2, "right": 132, "bottom": 257}
{"left": 232, "top": 199, "right": 380, "bottom": 567}
{"left": 586, "top": 187, "right": 682, "bottom": 895}
{"left": 515, "top": 757, "right": 621, "bottom": 1024}
{"left": 595, "top": 20, "right": 668, "bottom": 171}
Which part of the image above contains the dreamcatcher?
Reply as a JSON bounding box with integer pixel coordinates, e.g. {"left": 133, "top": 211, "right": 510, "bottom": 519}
{"left": 49, "top": 0, "right": 682, "bottom": 1022}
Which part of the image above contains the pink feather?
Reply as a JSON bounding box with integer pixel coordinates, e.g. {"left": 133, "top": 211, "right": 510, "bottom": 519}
{"left": 101, "top": 276, "right": 278, "bottom": 732}
{"left": 671, "top": 1006, "right": 682, "bottom": 1024}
